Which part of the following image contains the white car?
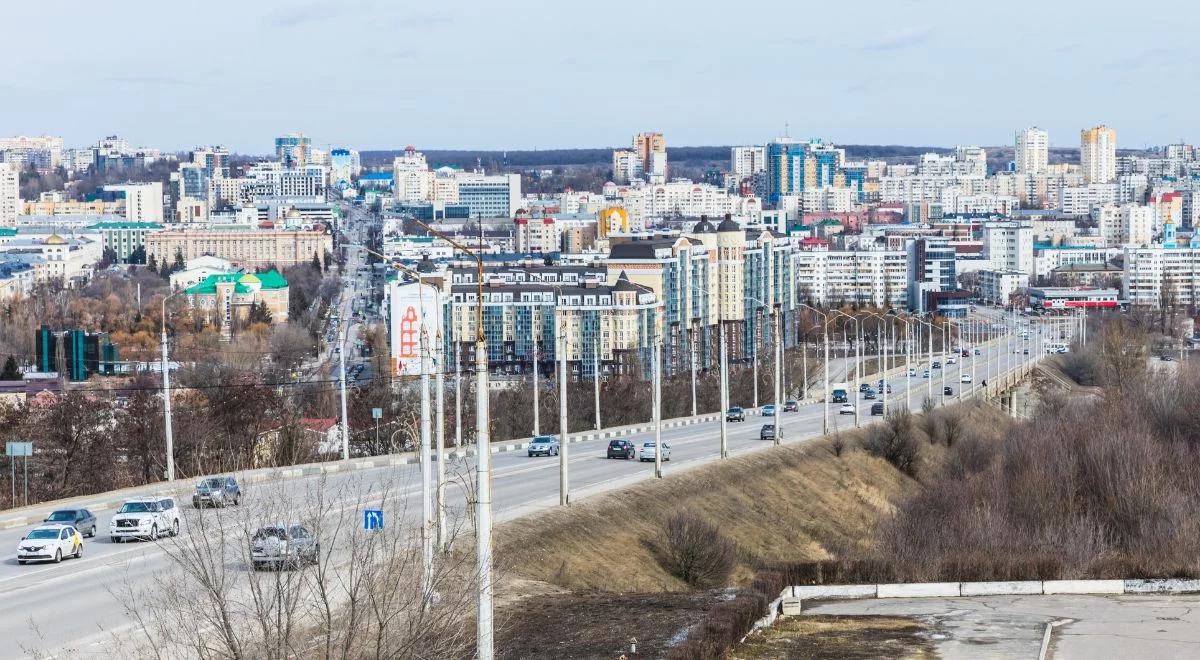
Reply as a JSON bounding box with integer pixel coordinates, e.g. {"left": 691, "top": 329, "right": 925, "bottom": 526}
{"left": 907, "top": 368, "right": 916, "bottom": 377}
{"left": 18, "top": 524, "right": 83, "bottom": 564}
{"left": 639, "top": 441, "right": 671, "bottom": 462}
{"left": 839, "top": 403, "right": 855, "bottom": 415}
{"left": 110, "top": 496, "right": 182, "bottom": 542}
{"left": 947, "top": 356, "right": 958, "bottom": 364}
{"left": 960, "top": 373, "right": 973, "bottom": 384}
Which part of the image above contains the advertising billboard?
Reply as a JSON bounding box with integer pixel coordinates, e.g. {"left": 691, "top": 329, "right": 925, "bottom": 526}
{"left": 388, "top": 281, "right": 442, "bottom": 376}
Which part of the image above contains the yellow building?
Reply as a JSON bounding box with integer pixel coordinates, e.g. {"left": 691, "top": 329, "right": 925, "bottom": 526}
{"left": 147, "top": 226, "right": 332, "bottom": 269}
{"left": 22, "top": 199, "right": 123, "bottom": 216}
{"left": 186, "top": 271, "right": 290, "bottom": 337}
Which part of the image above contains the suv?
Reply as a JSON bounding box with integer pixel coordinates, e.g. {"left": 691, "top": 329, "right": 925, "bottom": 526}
{"left": 725, "top": 407, "right": 746, "bottom": 422}
{"left": 193, "top": 476, "right": 241, "bottom": 509}
{"left": 783, "top": 400, "right": 799, "bottom": 412}
{"left": 871, "top": 402, "right": 884, "bottom": 416}
{"left": 110, "top": 496, "right": 181, "bottom": 542}
{"left": 760, "top": 423, "right": 780, "bottom": 441}
{"left": 606, "top": 439, "right": 636, "bottom": 459}
{"left": 250, "top": 524, "right": 319, "bottom": 570}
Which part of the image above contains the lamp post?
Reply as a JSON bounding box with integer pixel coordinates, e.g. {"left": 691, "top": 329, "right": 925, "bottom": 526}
{"left": 532, "top": 333, "right": 540, "bottom": 436}
{"left": 413, "top": 220, "right": 493, "bottom": 659}
{"left": 689, "top": 327, "right": 698, "bottom": 418}
{"left": 557, "top": 324, "right": 569, "bottom": 505}
{"left": 832, "top": 311, "right": 861, "bottom": 427}
{"left": 798, "top": 303, "right": 830, "bottom": 435}
{"left": 593, "top": 336, "right": 601, "bottom": 431}
{"left": 653, "top": 336, "right": 664, "bottom": 478}
{"left": 160, "top": 291, "right": 178, "bottom": 481}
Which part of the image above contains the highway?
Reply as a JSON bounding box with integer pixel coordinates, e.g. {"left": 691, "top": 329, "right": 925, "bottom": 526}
{"left": 0, "top": 320, "right": 1066, "bottom": 658}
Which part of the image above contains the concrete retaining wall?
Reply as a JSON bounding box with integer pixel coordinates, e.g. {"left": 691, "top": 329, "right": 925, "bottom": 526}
{"left": 1124, "top": 579, "right": 1200, "bottom": 594}
{"left": 1042, "top": 580, "right": 1124, "bottom": 595}
{"left": 792, "top": 584, "right": 878, "bottom": 600}
{"left": 960, "top": 581, "right": 1043, "bottom": 596}
{"left": 878, "top": 582, "right": 961, "bottom": 598}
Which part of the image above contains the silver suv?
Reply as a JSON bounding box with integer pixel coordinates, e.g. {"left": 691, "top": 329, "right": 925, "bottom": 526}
{"left": 250, "top": 523, "right": 319, "bottom": 570}
{"left": 109, "top": 496, "right": 181, "bottom": 542}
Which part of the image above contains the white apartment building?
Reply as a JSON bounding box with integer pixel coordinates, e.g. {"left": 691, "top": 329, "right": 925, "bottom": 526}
{"left": 878, "top": 175, "right": 988, "bottom": 203}
{"left": 1117, "top": 173, "right": 1149, "bottom": 203}
{"left": 1081, "top": 125, "right": 1117, "bottom": 184}
{"left": 915, "top": 147, "right": 986, "bottom": 177}
{"left": 1097, "top": 204, "right": 1155, "bottom": 247}
{"left": 1034, "top": 245, "right": 1120, "bottom": 278}
{"left": 794, "top": 248, "right": 908, "bottom": 307}
{"left": 104, "top": 182, "right": 164, "bottom": 223}
{"left": 730, "top": 146, "right": 766, "bottom": 180}
{"left": 606, "top": 180, "right": 762, "bottom": 224}
{"left": 983, "top": 222, "right": 1034, "bottom": 274}
{"left": 1015, "top": 127, "right": 1049, "bottom": 175}
{"left": 0, "top": 135, "right": 64, "bottom": 170}
{"left": 0, "top": 163, "right": 18, "bottom": 227}
{"left": 1123, "top": 241, "right": 1200, "bottom": 306}
{"left": 946, "top": 192, "right": 1019, "bottom": 216}
{"left": 978, "top": 269, "right": 1030, "bottom": 304}
{"left": 801, "top": 186, "right": 854, "bottom": 213}
{"left": 243, "top": 163, "right": 327, "bottom": 201}
{"left": 612, "top": 150, "right": 643, "bottom": 184}
{"left": 1061, "top": 183, "right": 1117, "bottom": 216}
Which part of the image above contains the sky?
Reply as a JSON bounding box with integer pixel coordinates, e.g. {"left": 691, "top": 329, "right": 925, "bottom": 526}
{"left": 1, "top": 0, "right": 1196, "bottom": 154}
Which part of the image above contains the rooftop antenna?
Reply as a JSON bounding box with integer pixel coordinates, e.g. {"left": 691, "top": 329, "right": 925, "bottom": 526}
{"left": 784, "top": 122, "right": 790, "bottom": 138}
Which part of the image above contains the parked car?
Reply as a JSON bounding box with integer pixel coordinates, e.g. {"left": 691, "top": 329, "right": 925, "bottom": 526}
{"left": 783, "top": 400, "right": 799, "bottom": 412}
{"left": 17, "top": 524, "right": 83, "bottom": 564}
{"left": 838, "top": 403, "right": 855, "bottom": 415}
{"left": 606, "top": 439, "right": 637, "bottom": 459}
{"left": 250, "top": 524, "right": 319, "bottom": 570}
{"left": 761, "top": 404, "right": 776, "bottom": 417}
{"left": 725, "top": 407, "right": 746, "bottom": 422}
{"left": 871, "top": 402, "right": 884, "bottom": 416}
{"left": 43, "top": 509, "right": 97, "bottom": 538}
{"left": 943, "top": 386, "right": 954, "bottom": 396}
{"left": 961, "top": 373, "right": 973, "bottom": 384}
{"left": 760, "top": 424, "right": 780, "bottom": 441}
{"left": 110, "top": 496, "right": 181, "bottom": 542}
{"left": 527, "top": 435, "right": 560, "bottom": 457}
{"left": 193, "top": 476, "right": 241, "bottom": 508}
{"left": 639, "top": 442, "right": 671, "bottom": 462}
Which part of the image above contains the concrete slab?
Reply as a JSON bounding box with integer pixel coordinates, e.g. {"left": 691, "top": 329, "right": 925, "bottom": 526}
{"left": 960, "top": 581, "right": 1043, "bottom": 596}
{"left": 1124, "top": 579, "right": 1200, "bottom": 594}
{"left": 1042, "top": 579, "right": 1124, "bottom": 595}
{"left": 877, "top": 582, "right": 960, "bottom": 598}
{"left": 792, "top": 584, "right": 878, "bottom": 600}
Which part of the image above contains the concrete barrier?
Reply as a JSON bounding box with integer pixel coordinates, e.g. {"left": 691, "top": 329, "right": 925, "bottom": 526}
{"left": 792, "top": 584, "right": 878, "bottom": 600}
{"left": 877, "top": 582, "right": 961, "bottom": 598}
{"left": 1042, "top": 580, "right": 1124, "bottom": 595}
{"left": 960, "top": 581, "right": 1043, "bottom": 596}
{"left": 780, "top": 598, "right": 803, "bottom": 615}
{"left": 1123, "top": 579, "right": 1200, "bottom": 594}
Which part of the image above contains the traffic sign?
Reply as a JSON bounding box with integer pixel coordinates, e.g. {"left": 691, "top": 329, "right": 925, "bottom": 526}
{"left": 371, "top": 407, "right": 383, "bottom": 419}
{"left": 5, "top": 442, "right": 31, "bottom": 457}
{"left": 363, "top": 509, "right": 384, "bottom": 530}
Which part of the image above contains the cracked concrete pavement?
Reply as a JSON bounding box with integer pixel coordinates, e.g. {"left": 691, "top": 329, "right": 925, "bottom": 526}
{"left": 803, "top": 594, "right": 1200, "bottom": 659}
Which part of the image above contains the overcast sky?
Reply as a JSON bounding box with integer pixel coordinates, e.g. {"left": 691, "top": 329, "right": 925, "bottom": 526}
{"left": 1, "top": 0, "right": 1194, "bottom": 153}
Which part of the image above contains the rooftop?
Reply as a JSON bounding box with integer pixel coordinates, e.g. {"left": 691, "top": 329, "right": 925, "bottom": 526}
{"left": 185, "top": 269, "right": 288, "bottom": 295}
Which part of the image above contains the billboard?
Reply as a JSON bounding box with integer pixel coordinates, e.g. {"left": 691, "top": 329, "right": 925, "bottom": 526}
{"left": 389, "top": 281, "right": 443, "bottom": 376}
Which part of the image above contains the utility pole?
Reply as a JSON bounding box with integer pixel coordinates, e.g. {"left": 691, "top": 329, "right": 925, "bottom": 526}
{"left": 160, "top": 292, "right": 176, "bottom": 481}
{"left": 653, "top": 338, "right": 664, "bottom": 477}
{"left": 339, "top": 324, "right": 350, "bottom": 460}
{"left": 435, "top": 337, "right": 446, "bottom": 552}
{"left": 593, "top": 338, "right": 601, "bottom": 431}
{"left": 558, "top": 330, "right": 570, "bottom": 505}
{"left": 773, "top": 311, "right": 781, "bottom": 446}
{"left": 532, "top": 334, "right": 540, "bottom": 436}
{"left": 454, "top": 348, "right": 462, "bottom": 447}
{"left": 719, "top": 321, "right": 729, "bottom": 458}
{"left": 419, "top": 330, "right": 433, "bottom": 598}
{"left": 689, "top": 328, "right": 697, "bottom": 418}
{"left": 752, "top": 315, "right": 760, "bottom": 409}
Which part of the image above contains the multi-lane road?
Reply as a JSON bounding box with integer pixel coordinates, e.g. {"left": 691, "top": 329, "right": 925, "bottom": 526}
{"left": 0, "top": 319, "right": 1066, "bottom": 657}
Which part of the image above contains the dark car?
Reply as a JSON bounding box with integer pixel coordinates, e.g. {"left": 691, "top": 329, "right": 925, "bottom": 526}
{"left": 859, "top": 383, "right": 871, "bottom": 392}
{"left": 725, "top": 407, "right": 746, "bottom": 422}
{"left": 783, "top": 400, "right": 799, "bottom": 412}
{"left": 193, "top": 476, "right": 242, "bottom": 509}
{"left": 44, "top": 509, "right": 97, "bottom": 538}
{"left": 862, "top": 388, "right": 876, "bottom": 400}
{"left": 606, "top": 439, "right": 636, "bottom": 459}
{"left": 760, "top": 424, "right": 780, "bottom": 441}
{"left": 943, "top": 386, "right": 954, "bottom": 396}
{"left": 871, "top": 402, "right": 884, "bottom": 416}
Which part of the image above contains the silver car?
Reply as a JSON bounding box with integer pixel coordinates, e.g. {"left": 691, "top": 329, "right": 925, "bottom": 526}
{"left": 250, "top": 524, "right": 319, "bottom": 570}
{"left": 639, "top": 441, "right": 671, "bottom": 462}
{"left": 527, "top": 435, "right": 560, "bottom": 457}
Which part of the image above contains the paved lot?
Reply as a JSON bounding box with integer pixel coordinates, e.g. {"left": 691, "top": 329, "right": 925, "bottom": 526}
{"left": 805, "top": 594, "right": 1200, "bottom": 659}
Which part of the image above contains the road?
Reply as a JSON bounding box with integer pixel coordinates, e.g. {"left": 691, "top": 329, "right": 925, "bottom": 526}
{"left": 0, "top": 321, "right": 1064, "bottom": 658}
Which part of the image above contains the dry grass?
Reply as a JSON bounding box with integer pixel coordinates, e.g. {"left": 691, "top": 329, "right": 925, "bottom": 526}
{"left": 496, "top": 441, "right": 915, "bottom": 593}
{"left": 734, "top": 615, "right": 935, "bottom": 659}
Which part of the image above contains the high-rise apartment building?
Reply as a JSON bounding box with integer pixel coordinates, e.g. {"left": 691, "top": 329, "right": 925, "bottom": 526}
{"left": 765, "top": 138, "right": 845, "bottom": 206}
{"left": 1015, "top": 127, "right": 1049, "bottom": 175}
{"left": 612, "top": 150, "right": 643, "bottom": 184}
{"left": 633, "top": 132, "right": 666, "bottom": 177}
{"left": 0, "top": 135, "right": 64, "bottom": 171}
{"left": 731, "top": 146, "right": 766, "bottom": 180}
{"left": 0, "top": 163, "right": 18, "bottom": 227}
{"left": 1081, "top": 125, "right": 1117, "bottom": 184}
{"left": 275, "top": 133, "right": 311, "bottom": 168}
{"left": 104, "top": 182, "right": 164, "bottom": 223}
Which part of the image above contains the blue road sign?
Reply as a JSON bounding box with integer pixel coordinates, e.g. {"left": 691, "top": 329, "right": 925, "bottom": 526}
{"left": 363, "top": 509, "right": 384, "bottom": 530}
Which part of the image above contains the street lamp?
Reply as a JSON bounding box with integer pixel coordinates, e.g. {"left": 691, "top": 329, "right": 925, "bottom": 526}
{"left": 832, "top": 310, "right": 862, "bottom": 427}
{"left": 160, "top": 290, "right": 179, "bottom": 482}
{"left": 798, "top": 303, "right": 830, "bottom": 435}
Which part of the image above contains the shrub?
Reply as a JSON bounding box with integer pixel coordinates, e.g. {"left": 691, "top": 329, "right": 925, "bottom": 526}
{"left": 657, "top": 511, "right": 737, "bottom": 588}
{"left": 666, "top": 593, "right": 767, "bottom": 660}
{"left": 861, "top": 409, "right": 922, "bottom": 477}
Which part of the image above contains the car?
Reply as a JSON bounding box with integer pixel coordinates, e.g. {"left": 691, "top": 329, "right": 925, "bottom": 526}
{"left": 871, "top": 402, "right": 884, "bottom": 416}
{"left": 250, "top": 524, "right": 319, "bottom": 570}
{"left": 43, "top": 509, "right": 97, "bottom": 538}
{"left": 760, "top": 424, "right": 780, "bottom": 441}
{"left": 974, "top": 348, "right": 981, "bottom": 355}
{"left": 960, "top": 349, "right": 970, "bottom": 357}
{"left": 17, "top": 524, "right": 83, "bottom": 564}
{"left": 943, "top": 386, "right": 954, "bottom": 396}
{"left": 333, "top": 346, "right": 341, "bottom": 354}
{"left": 110, "top": 496, "right": 181, "bottom": 542}
{"left": 838, "top": 403, "right": 855, "bottom": 415}
{"left": 193, "top": 476, "right": 241, "bottom": 508}
{"left": 932, "top": 361, "right": 941, "bottom": 369}
{"left": 639, "top": 441, "right": 671, "bottom": 462}
{"left": 859, "top": 383, "right": 871, "bottom": 392}
{"left": 1161, "top": 354, "right": 1176, "bottom": 362}
{"left": 607, "top": 439, "right": 637, "bottom": 459}
{"left": 922, "top": 370, "right": 930, "bottom": 378}
{"left": 725, "top": 407, "right": 746, "bottom": 422}
{"left": 907, "top": 368, "right": 917, "bottom": 377}
{"left": 1023, "top": 348, "right": 1029, "bottom": 355}
{"left": 947, "top": 356, "right": 958, "bottom": 364}
{"left": 527, "top": 435, "right": 560, "bottom": 457}
{"left": 783, "top": 400, "right": 799, "bottom": 412}
{"left": 961, "top": 373, "right": 973, "bottom": 384}
{"left": 862, "top": 388, "right": 876, "bottom": 399}
{"left": 761, "top": 404, "right": 776, "bottom": 417}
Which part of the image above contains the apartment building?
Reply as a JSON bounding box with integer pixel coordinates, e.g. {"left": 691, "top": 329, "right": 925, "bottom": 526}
{"left": 1015, "top": 127, "right": 1049, "bottom": 175}
{"left": 794, "top": 246, "right": 908, "bottom": 308}
{"left": 0, "top": 163, "right": 17, "bottom": 227}
{"left": 1123, "top": 237, "right": 1200, "bottom": 306}
{"left": 103, "top": 183, "right": 164, "bottom": 223}
{"left": 1081, "top": 125, "right": 1117, "bottom": 184}
{"left": 146, "top": 226, "right": 332, "bottom": 269}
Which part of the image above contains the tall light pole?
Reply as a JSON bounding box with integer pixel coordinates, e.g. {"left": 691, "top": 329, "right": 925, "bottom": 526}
{"left": 418, "top": 326, "right": 433, "bottom": 597}
{"left": 719, "top": 320, "right": 729, "bottom": 458}
{"left": 160, "top": 291, "right": 178, "bottom": 481}
{"left": 558, "top": 325, "right": 570, "bottom": 505}
{"left": 532, "top": 333, "right": 540, "bottom": 436}
{"left": 454, "top": 349, "right": 462, "bottom": 447}
{"left": 338, "top": 323, "right": 350, "bottom": 460}
{"left": 689, "top": 327, "right": 698, "bottom": 418}
{"left": 773, "top": 309, "right": 782, "bottom": 446}
{"left": 593, "top": 337, "right": 601, "bottom": 430}
{"left": 414, "top": 220, "right": 492, "bottom": 659}
{"left": 833, "top": 311, "right": 861, "bottom": 427}
{"left": 435, "top": 333, "right": 447, "bottom": 552}
{"left": 653, "top": 337, "right": 664, "bottom": 478}
{"left": 798, "top": 303, "right": 830, "bottom": 434}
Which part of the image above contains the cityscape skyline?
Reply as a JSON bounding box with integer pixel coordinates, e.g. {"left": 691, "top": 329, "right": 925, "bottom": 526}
{"left": 2, "top": 1, "right": 1196, "bottom": 152}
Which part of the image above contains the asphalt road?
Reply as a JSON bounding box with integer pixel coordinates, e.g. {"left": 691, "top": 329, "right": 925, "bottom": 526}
{"left": 0, "top": 321, "right": 1066, "bottom": 658}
